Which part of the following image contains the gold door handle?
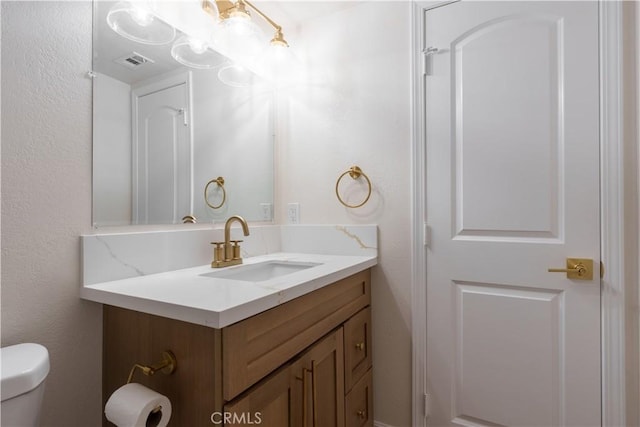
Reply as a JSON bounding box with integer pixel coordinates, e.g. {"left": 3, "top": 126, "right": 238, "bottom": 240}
{"left": 357, "top": 410, "right": 366, "bottom": 419}
{"left": 548, "top": 258, "right": 593, "bottom": 280}
{"left": 355, "top": 342, "right": 365, "bottom": 351}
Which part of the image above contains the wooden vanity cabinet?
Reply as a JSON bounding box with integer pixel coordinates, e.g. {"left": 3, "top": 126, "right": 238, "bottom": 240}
{"left": 103, "top": 269, "right": 372, "bottom": 427}
{"left": 225, "top": 328, "right": 345, "bottom": 427}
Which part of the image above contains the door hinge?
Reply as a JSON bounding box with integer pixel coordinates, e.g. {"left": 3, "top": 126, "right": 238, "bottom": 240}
{"left": 422, "top": 47, "right": 439, "bottom": 76}
{"left": 424, "top": 393, "right": 430, "bottom": 418}
{"left": 423, "top": 223, "right": 430, "bottom": 247}
{"left": 600, "top": 261, "right": 605, "bottom": 279}
{"left": 178, "top": 108, "right": 188, "bottom": 127}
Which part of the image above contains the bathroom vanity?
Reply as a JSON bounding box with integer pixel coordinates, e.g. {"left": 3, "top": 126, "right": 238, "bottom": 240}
{"left": 101, "top": 268, "right": 373, "bottom": 426}
{"left": 81, "top": 225, "right": 377, "bottom": 426}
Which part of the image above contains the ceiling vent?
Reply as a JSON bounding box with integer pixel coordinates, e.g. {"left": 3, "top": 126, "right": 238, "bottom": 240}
{"left": 114, "top": 52, "right": 154, "bottom": 69}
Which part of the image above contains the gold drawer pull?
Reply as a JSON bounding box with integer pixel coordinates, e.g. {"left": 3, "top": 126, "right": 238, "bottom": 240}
{"left": 355, "top": 342, "right": 365, "bottom": 351}
{"left": 357, "top": 410, "right": 366, "bottom": 419}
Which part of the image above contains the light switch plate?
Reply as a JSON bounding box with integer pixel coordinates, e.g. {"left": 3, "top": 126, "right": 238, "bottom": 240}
{"left": 260, "top": 203, "right": 273, "bottom": 221}
{"left": 287, "top": 203, "right": 300, "bottom": 224}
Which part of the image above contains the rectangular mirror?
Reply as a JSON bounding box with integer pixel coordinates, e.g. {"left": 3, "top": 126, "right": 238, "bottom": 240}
{"left": 92, "top": 1, "right": 274, "bottom": 227}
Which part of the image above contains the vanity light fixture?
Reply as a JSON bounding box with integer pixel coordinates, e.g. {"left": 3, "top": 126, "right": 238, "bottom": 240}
{"left": 105, "top": 0, "right": 293, "bottom": 85}
{"left": 204, "top": 0, "right": 294, "bottom": 84}
{"left": 106, "top": 1, "right": 176, "bottom": 45}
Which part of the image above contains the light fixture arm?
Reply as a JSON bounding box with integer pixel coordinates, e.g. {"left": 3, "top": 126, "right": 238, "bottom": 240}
{"left": 204, "top": 0, "right": 289, "bottom": 46}
{"left": 241, "top": 0, "right": 282, "bottom": 34}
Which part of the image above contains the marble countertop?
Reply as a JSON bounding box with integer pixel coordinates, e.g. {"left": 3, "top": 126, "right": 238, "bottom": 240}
{"left": 80, "top": 252, "right": 377, "bottom": 328}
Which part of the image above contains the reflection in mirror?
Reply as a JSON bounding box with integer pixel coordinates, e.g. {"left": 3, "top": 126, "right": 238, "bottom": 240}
{"left": 92, "top": 1, "right": 274, "bottom": 227}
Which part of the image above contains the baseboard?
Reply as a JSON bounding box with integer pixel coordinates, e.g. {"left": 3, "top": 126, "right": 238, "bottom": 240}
{"left": 374, "top": 421, "right": 398, "bottom": 427}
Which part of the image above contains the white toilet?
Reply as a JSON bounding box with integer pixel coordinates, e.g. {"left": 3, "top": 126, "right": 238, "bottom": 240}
{"left": 1, "top": 343, "right": 50, "bottom": 427}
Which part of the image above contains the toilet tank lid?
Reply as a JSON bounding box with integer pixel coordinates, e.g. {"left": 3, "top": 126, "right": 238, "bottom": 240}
{"left": 1, "top": 343, "right": 50, "bottom": 401}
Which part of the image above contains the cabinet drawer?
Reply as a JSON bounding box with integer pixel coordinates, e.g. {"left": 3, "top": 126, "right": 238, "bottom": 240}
{"left": 344, "top": 307, "right": 372, "bottom": 391}
{"left": 345, "top": 369, "right": 373, "bottom": 427}
{"left": 223, "top": 270, "right": 371, "bottom": 401}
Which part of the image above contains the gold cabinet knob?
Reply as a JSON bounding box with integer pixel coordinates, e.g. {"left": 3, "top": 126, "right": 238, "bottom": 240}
{"left": 355, "top": 342, "right": 365, "bottom": 351}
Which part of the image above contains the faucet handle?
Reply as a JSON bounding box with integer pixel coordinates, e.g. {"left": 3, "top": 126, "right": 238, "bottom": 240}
{"left": 229, "top": 240, "right": 243, "bottom": 260}
{"left": 210, "top": 242, "right": 225, "bottom": 262}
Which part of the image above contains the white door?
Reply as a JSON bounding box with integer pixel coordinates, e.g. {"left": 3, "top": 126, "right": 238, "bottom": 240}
{"left": 424, "top": 2, "right": 600, "bottom": 426}
{"left": 133, "top": 82, "right": 191, "bottom": 224}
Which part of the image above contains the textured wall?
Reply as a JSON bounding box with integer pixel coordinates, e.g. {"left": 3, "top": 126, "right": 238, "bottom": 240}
{"left": 276, "top": 3, "right": 413, "bottom": 426}
{"left": 1, "top": 2, "right": 102, "bottom": 426}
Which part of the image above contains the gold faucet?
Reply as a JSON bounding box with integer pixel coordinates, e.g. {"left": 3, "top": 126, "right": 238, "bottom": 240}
{"left": 211, "top": 215, "right": 250, "bottom": 268}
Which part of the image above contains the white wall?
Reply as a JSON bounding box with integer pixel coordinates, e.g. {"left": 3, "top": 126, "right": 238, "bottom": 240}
{"left": 276, "top": 3, "right": 413, "bottom": 425}
{"left": 93, "top": 72, "right": 132, "bottom": 226}
{"left": 191, "top": 70, "right": 274, "bottom": 223}
{"left": 1, "top": 2, "right": 102, "bottom": 426}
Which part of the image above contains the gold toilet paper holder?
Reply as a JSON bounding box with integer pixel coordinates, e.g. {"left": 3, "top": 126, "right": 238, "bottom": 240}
{"left": 127, "top": 350, "right": 177, "bottom": 384}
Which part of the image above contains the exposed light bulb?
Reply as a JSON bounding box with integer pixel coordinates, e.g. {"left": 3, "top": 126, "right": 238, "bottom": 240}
{"left": 224, "top": 16, "right": 256, "bottom": 37}
{"left": 259, "top": 41, "right": 299, "bottom": 87}
{"left": 171, "top": 35, "right": 225, "bottom": 69}
{"left": 188, "top": 38, "right": 207, "bottom": 54}
{"left": 269, "top": 42, "right": 290, "bottom": 60}
{"left": 211, "top": 14, "right": 264, "bottom": 60}
{"left": 130, "top": 5, "right": 153, "bottom": 27}
{"left": 106, "top": 1, "right": 175, "bottom": 45}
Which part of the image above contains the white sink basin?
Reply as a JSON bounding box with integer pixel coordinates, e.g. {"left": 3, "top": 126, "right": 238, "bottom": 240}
{"left": 200, "top": 260, "right": 321, "bottom": 282}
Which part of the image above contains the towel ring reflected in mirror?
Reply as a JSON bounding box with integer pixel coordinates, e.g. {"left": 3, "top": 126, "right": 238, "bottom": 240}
{"left": 204, "top": 176, "right": 227, "bottom": 209}
{"left": 335, "top": 166, "right": 372, "bottom": 209}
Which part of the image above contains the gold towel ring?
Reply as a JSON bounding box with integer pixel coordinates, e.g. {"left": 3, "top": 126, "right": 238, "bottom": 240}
{"left": 204, "top": 177, "right": 226, "bottom": 209}
{"left": 335, "top": 166, "right": 372, "bottom": 208}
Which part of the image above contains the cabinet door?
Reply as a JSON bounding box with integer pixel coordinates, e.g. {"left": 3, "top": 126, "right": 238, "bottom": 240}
{"left": 344, "top": 307, "right": 372, "bottom": 392}
{"left": 291, "top": 328, "right": 345, "bottom": 427}
{"left": 223, "top": 364, "right": 294, "bottom": 426}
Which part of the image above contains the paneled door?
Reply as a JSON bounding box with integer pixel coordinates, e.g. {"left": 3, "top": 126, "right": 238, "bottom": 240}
{"left": 424, "top": 2, "right": 600, "bottom": 426}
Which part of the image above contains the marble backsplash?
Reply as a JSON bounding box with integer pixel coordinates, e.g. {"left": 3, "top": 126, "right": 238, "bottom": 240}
{"left": 82, "top": 225, "right": 377, "bottom": 285}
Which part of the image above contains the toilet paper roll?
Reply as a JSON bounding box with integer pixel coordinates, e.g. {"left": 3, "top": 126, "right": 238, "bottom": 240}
{"left": 105, "top": 383, "right": 171, "bottom": 427}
